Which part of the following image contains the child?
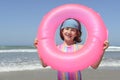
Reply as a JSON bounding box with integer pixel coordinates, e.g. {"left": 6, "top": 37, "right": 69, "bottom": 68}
{"left": 34, "top": 18, "right": 109, "bottom": 80}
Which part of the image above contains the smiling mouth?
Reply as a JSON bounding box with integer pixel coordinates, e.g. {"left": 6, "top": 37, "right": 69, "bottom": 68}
{"left": 65, "top": 33, "right": 72, "bottom": 38}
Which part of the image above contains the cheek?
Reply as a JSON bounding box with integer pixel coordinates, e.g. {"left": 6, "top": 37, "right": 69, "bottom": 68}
{"left": 62, "top": 31, "right": 65, "bottom": 36}
{"left": 62, "top": 31, "right": 66, "bottom": 38}
{"left": 72, "top": 32, "right": 77, "bottom": 37}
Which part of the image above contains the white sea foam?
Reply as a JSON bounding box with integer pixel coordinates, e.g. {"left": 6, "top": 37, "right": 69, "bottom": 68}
{"left": 0, "top": 49, "right": 37, "bottom": 53}
{"left": 106, "top": 46, "right": 120, "bottom": 51}
{"left": 100, "top": 60, "right": 120, "bottom": 67}
{"left": 0, "top": 64, "right": 50, "bottom": 72}
{"left": 0, "top": 60, "right": 120, "bottom": 72}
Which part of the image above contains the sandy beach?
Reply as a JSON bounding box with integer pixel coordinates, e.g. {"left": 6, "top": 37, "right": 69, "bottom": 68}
{"left": 0, "top": 69, "right": 119, "bottom": 80}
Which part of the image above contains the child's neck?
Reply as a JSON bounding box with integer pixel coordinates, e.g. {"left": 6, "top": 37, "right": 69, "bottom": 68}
{"left": 63, "top": 41, "right": 75, "bottom": 46}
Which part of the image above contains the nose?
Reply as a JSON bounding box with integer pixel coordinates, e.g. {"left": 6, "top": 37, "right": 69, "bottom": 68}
{"left": 67, "top": 29, "right": 71, "bottom": 34}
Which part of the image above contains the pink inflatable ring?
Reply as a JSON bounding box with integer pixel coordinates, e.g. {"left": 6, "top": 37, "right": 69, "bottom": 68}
{"left": 37, "top": 4, "right": 108, "bottom": 72}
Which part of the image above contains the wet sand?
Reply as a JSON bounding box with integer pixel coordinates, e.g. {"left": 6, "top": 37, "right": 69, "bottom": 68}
{"left": 0, "top": 69, "right": 119, "bottom": 80}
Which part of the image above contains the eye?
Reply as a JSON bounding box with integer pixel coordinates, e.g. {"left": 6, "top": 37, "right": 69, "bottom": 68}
{"left": 71, "top": 29, "right": 76, "bottom": 32}
{"left": 65, "top": 27, "right": 69, "bottom": 30}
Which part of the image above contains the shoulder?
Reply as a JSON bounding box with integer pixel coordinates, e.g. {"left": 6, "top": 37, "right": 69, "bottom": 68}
{"left": 56, "top": 44, "right": 62, "bottom": 48}
{"left": 77, "top": 44, "right": 83, "bottom": 49}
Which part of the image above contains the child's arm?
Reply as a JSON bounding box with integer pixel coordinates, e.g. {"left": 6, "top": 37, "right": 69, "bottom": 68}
{"left": 91, "top": 41, "right": 109, "bottom": 69}
{"left": 40, "top": 58, "right": 48, "bottom": 67}
{"left": 34, "top": 39, "right": 48, "bottom": 67}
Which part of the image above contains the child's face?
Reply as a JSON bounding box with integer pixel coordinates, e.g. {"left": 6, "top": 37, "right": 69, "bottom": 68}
{"left": 62, "top": 27, "right": 77, "bottom": 42}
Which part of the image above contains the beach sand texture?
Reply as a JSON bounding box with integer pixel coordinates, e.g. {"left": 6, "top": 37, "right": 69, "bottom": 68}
{"left": 0, "top": 69, "right": 119, "bottom": 80}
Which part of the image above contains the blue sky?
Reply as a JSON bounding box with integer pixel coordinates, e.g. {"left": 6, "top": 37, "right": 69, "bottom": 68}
{"left": 0, "top": 0, "right": 120, "bottom": 46}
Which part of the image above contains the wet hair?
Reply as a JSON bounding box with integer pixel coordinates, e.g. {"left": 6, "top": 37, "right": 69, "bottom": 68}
{"left": 60, "top": 18, "right": 82, "bottom": 43}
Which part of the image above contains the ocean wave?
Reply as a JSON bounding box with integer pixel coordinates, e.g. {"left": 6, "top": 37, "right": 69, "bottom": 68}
{"left": 0, "top": 46, "right": 120, "bottom": 72}
{"left": 100, "top": 59, "right": 120, "bottom": 67}
{"left": 0, "top": 64, "right": 50, "bottom": 72}
{"left": 0, "top": 60, "right": 120, "bottom": 72}
{"left": 0, "top": 46, "right": 120, "bottom": 53}
{"left": 106, "top": 46, "right": 120, "bottom": 51}
{"left": 0, "top": 49, "right": 37, "bottom": 53}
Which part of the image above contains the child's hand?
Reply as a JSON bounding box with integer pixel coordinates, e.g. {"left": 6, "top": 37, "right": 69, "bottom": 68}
{"left": 103, "top": 40, "right": 109, "bottom": 50}
{"left": 34, "top": 38, "right": 47, "bottom": 67}
{"left": 91, "top": 40, "right": 109, "bottom": 69}
{"left": 34, "top": 38, "right": 38, "bottom": 48}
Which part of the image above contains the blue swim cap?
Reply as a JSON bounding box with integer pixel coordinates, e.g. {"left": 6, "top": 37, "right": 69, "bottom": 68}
{"left": 60, "top": 19, "right": 80, "bottom": 30}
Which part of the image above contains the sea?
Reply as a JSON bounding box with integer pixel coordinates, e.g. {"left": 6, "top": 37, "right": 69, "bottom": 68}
{"left": 0, "top": 45, "right": 120, "bottom": 72}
